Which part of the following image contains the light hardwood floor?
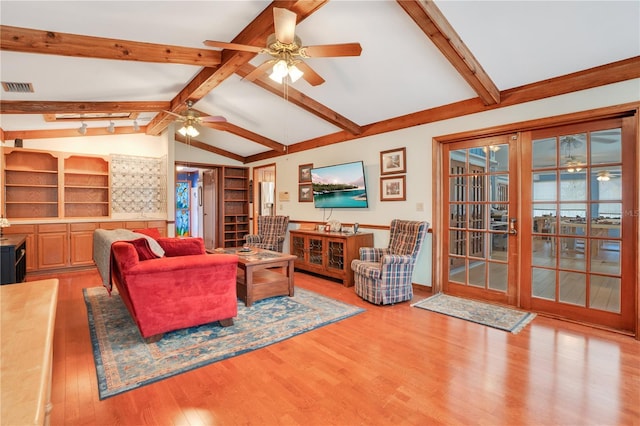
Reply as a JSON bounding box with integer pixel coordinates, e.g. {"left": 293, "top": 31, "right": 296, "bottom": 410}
{"left": 35, "top": 268, "right": 639, "bottom": 425}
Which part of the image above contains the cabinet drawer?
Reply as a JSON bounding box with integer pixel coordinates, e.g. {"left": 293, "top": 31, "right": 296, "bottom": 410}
{"left": 70, "top": 222, "right": 98, "bottom": 232}
{"left": 4, "top": 224, "right": 36, "bottom": 234}
{"left": 125, "top": 221, "right": 146, "bottom": 229}
{"left": 37, "top": 223, "right": 68, "bottom": 233}
{"left": 99, "top": 222, "right": 125, "bottom": 230}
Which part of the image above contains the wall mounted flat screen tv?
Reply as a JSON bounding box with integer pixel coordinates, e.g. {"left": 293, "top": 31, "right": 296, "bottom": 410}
{"left": 311, "top": 161, "right": 368, "bottom": 208}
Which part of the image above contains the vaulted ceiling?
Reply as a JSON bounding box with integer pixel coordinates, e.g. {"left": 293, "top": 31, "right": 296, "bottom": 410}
{"left": 1, "top": 1, "right": 639, "bottom": 163}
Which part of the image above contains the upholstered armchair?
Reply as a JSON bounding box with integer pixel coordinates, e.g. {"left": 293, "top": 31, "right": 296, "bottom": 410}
{"left": 244, "top": 215, "right": 290, "bottom": 252}
{"left": 351, "top": 220, "right": 428, "bottom": 305}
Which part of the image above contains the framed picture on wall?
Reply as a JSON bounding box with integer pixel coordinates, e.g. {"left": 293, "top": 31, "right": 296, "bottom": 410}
{"left": 299, "top": 184, "right": 313, "bottom": 202}
{"left": 299, "top": 163, "right": 313, "bottom": 183}
{"left": 380, "top": 147, "right": 406, "bottom": 175}
{"left": 380, "top": 176, "right": 406, "bottom": 201}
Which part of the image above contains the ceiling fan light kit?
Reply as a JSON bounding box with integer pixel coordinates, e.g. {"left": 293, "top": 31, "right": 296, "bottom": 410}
{"left": 178, "top": 123, "right": 200, "bottom": 138}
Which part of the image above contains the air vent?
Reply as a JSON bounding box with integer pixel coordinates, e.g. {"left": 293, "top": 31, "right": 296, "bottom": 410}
{"left": 2, "top": 82, "right": 34, "bottom": 93}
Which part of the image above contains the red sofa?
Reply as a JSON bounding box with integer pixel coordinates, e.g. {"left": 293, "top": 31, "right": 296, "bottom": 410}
{"left": 110, "top": 236, "right": 238, "bottom": 340}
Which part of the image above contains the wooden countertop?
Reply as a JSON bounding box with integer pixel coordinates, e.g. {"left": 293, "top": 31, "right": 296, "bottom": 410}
{"left": 1, "top": 279, "right": 59, "bottom": 425}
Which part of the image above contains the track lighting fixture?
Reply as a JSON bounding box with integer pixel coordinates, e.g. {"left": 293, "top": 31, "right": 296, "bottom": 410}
{"left": 107, "top": 121, "right": 115, "bottom": 133}
{"left": 78, "top": 122, "right": 87, "bottom": 135}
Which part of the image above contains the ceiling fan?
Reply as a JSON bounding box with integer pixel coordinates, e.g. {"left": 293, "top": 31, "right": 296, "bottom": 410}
{"left": 596, "top": 169, "right": 621, "bottom": 181}
{"left": 164, "top": 100, "right": 226, "bottom": 137}
{"left": 203, "top": 7, "right": 362, "bottom": 86}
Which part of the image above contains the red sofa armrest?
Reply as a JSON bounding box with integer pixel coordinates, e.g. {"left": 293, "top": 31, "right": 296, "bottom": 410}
{"left": 156, "top": 237, "right": 205, "bottom": 257}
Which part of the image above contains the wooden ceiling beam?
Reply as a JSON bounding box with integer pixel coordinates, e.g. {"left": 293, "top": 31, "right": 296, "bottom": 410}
{"left": 3, "top": 125, "right": 148, "bottom": 140}
{"left": 0, "top": 25, "right": 221, "bottom": 67}
{"left": 201, "top": 121, "right": 287, "bottom": 153}
{"left": 236, "top": 63, "right": 363, "bottom": 135}
{"left": 0, "top": 100, "right": 170, "bottom": 114}
{"left": 146, "top": 0, "right": 328, "bottom": 136}
{"left": 174, "top": 134, "right": 246, "bottom": 163}
{"left": 398, "top": 0, "right": 500, "bottom": 106}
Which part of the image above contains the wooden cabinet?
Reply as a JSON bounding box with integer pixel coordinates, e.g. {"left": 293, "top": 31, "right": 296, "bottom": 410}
{"left": 2, "top": 148, "right": 110, "bottom": 220}
{"left": 2, "top": 220, "right": 167, "bottom": 274}
{"left": 0, "top": 234, "right": 27, "bottom": 284}
{"left": 69, "top": 222, "right": 97, "bottom": 266}
{"left": 290, "top": 230, "right": 374, "bottom": 287}
{"left": 37, "top": 224, "right": 68, "bottom": 270}
{"left": 220, "top": 166, "right": 249, "bottom": 248}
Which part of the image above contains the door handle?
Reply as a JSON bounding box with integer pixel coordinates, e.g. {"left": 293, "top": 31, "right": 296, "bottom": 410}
{"left": 508, "top": 218, "right": 517, "bottom": 235}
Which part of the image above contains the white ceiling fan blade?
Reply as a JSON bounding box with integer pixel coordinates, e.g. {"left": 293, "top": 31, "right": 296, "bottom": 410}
{"left": 274, "top": 7, "right": 296, "bottom": 44}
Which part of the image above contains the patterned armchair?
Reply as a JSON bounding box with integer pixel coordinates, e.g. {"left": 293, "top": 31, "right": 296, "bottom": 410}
{"left": 351, "top": 220, "right": 428, "bottom": 305}
{"left": 244, "top": 215, "right": 290, "bottom": 252}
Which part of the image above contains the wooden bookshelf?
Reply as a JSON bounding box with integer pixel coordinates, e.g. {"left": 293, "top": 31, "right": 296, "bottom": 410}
{"left": 3, "top": 150, "right": 59, "bottom": 219}
{"left": 2, "top": 148, "right": 110, "bottom": 219}
{"left": 63, "top": 155, "right": 110, "bottom": 218}
{"left": 221, "top": 166, "right": 249, "bottom": 248}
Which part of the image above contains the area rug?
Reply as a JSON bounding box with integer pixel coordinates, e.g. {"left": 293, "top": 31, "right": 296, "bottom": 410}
{"left": 412, "top": 293, "right": 535, "bottom": 334}
{"left": 83, "top": 287, "right": 364, "bottom": 399}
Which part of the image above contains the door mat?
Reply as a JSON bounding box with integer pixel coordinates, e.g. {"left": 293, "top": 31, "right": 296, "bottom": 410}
{"left": 412, "top": 293, "right": 535, "bottom": 334}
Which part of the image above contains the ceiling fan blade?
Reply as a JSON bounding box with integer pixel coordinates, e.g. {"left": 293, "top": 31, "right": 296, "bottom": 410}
{"left": 163, "top": 110, "right": 186, "bottom": 120}
{"left": 273, "top": 7, "right": 296, "bottom": 44}
{"left": 296, "top": 61, "right": 325, "bottom": 86}
{"left": 201, "top": 115, "right": 227, "bottom": 123}
{"left": 302, "top": 43, "right": 363, "bottom": 58}
{"left": 244, "top": 60, "right": 276, "bottom": 81}
{"left": 203, "top": 40, "right": 263, "bottom": 53}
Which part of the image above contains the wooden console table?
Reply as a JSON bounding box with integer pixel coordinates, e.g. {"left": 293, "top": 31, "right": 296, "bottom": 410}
{"left": 1, "top": 278, "right": 59, "bottom": 425}
{"left": 290, "top": 229, "right": 373, "bottom": 287}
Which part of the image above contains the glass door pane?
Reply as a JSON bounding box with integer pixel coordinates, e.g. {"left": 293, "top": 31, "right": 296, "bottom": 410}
{"left": 524, "top": 116, "right": 634, "bottom": 332}
{"left": 443, "top": 136, "right": 516, "bottom": 303}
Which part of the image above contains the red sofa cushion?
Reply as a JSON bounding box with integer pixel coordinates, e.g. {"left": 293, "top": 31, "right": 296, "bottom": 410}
{"left": 133, "top": 228, "right": 162, "bottom": 239}
{"left": 157, "top": 237, "right": 205, "bottom": 257}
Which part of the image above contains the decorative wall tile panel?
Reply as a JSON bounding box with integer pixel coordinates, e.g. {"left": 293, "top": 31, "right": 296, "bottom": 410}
{"left": 110, "top": 155, "right": 167, "bottom": 214}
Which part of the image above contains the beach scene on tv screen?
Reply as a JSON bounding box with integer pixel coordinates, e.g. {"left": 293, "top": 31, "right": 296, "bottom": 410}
{"left": 312, "top": 162, "right": 368, "bottom": 208}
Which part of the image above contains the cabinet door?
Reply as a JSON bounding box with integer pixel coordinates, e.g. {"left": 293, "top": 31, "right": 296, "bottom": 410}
{"left": 70, "top": 231, "right": 94, "bottom": 266}
{"left": 38, "top": 232, "right": 68, "bottom": 269}
{"left": 291, "top": 235, "right": 306, "bottom": 261}
{"left": 326, "top": 238, "right": 346, "bottom": 272}
{"left": 307, "top": 237, "right": 324, "bottom": 267}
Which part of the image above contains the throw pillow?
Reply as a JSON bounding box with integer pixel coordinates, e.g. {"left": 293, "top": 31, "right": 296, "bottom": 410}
{"left": 129, "top": 238, "right": 161, "bottom": 261}
{"left": 131, "top": 232, "right": 165, "bottom": 257}
{"left": 132, "top": 228, "right": 162, "bottom": 240}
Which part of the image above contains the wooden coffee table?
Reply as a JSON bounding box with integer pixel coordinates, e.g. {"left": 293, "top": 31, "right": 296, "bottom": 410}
{"left": 210, "top": 247, "right": 296, "bottom": 307}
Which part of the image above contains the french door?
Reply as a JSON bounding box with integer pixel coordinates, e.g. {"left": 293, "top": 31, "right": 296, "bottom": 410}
{"left": 441, "top": 116, "right": 637, "bottom": 332}
{"left": 521, "top": 117, "right": 636, "bottom": 331}
{"left": 443, "top": 134, "right": 519, "bottom": 304}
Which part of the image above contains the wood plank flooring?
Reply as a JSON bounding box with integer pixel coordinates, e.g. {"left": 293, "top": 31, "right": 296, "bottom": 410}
{"left": 33, "top": 268, "right": 639, "bottom": 425}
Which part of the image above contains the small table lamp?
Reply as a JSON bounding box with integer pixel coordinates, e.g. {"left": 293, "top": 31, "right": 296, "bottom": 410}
{"left": 0, "top": 217, "right": 10, "bottom": 240}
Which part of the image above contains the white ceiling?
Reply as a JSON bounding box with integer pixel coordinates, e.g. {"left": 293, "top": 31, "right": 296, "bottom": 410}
{"left": 1, "top": 1, "right": 639, "bottom": 158}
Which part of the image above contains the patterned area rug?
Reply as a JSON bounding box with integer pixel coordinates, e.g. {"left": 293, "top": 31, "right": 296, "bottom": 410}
{"left": 83, "top": 287, "right": 364, "bottom": 399}
{"left": 412, "top": 293, "right": 536, "bottom": 334}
